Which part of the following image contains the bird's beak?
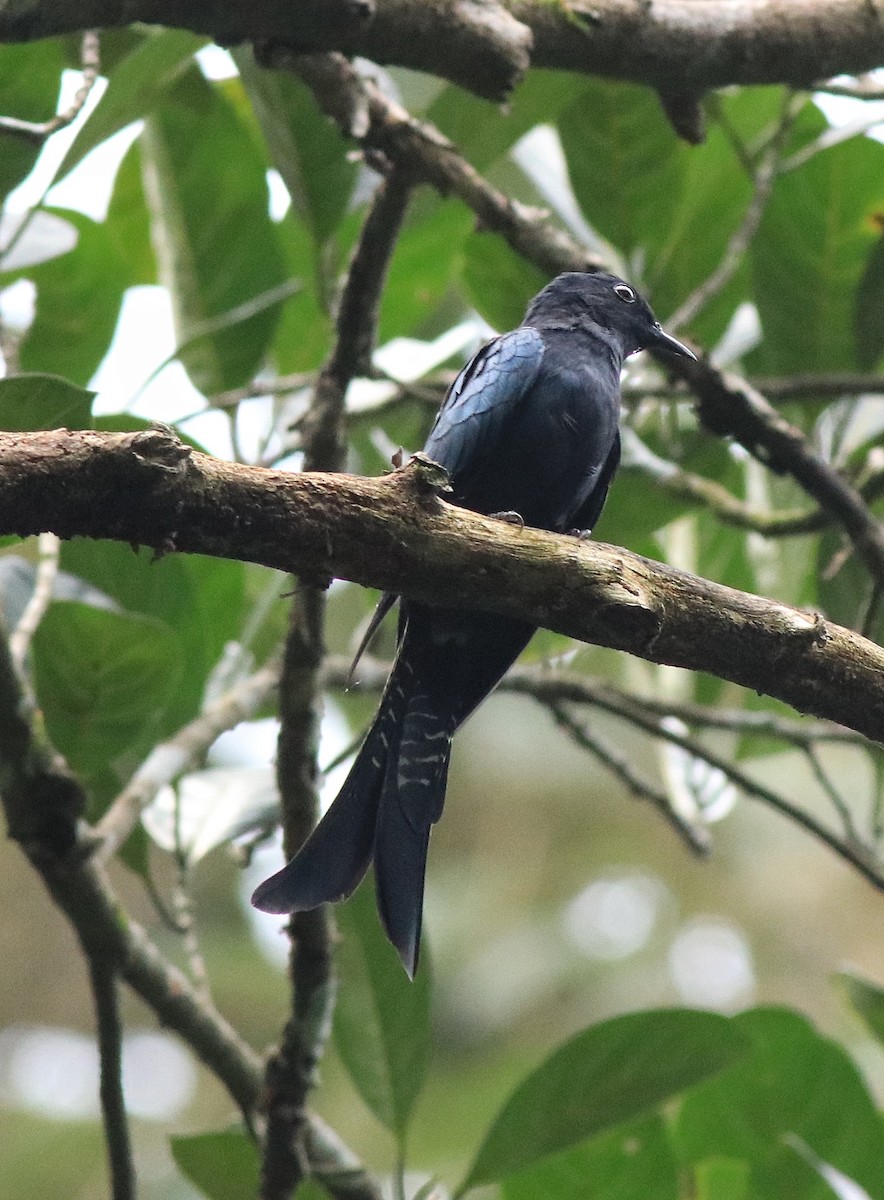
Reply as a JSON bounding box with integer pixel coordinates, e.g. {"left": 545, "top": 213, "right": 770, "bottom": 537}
{"left": 647, "top": 322, "right": 697, "bottom": 360}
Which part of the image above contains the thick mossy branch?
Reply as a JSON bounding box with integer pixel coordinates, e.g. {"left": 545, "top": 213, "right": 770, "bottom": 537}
{"left": 1, "top": 426, "right": 884, "bottom": 743}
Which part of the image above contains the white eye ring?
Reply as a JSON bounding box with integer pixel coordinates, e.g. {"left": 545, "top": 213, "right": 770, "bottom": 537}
{"left": 614, "top": 283, "right": 636, "bottom": 303}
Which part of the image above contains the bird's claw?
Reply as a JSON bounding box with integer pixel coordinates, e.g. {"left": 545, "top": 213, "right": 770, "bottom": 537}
{"left": 568, "top": 528, "right": 593, "bottom": 540}
{"left": 491, "top": 510, "right": 525, "bottom": 527}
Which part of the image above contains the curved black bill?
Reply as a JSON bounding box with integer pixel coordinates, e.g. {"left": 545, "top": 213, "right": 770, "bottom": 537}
{"left": 648, "top": 322, "right": 696, "bottom": 360}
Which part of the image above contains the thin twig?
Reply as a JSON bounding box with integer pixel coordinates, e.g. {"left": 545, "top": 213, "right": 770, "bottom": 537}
{"left": 88, "top": 958, "right": 135, "bottom": 1200}
{"left": 783, "top": 107, "right": 884, "bottom": 173}
{"left": 804, "top": 743, "right": 861, "bottom": 843}
{"left": 548, "top": 700, "right": 711, "bottom": 855}
{"left": 9, "top": 531, "right": 60, "bottom": 671}
{"left": 0, "top": 32, "right": 100, "bottom": 143}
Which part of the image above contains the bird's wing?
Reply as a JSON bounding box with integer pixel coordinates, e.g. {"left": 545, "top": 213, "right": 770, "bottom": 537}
{"left": 569, "top": 431, "right": 622, "bottom": 535}
{"left": 423, "top": 327, "right": 545, "bottom": 486}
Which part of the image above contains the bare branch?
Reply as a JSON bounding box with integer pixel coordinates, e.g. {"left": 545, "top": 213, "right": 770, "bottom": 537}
{"left": 9, "top": 530, "right": 59, "bottom": 670}
{"left": 88, "top": 958, "right": 135, "bottom": 1200}
{"left": 547, "top": 700, "right": 711, "bottom": 855}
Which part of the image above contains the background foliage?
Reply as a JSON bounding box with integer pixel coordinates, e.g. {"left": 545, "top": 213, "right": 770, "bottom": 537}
{"left": 1, "top": 23, "right": 884, "bottom": 1200}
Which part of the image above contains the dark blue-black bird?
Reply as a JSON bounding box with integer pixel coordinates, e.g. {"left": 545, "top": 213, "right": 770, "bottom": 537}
{"left": 252, "top": 272, "right": 695, "bottom": 976}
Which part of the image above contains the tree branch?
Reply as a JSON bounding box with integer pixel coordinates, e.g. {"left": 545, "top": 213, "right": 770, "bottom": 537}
{"left": 3, "top": 427, "right": 884, "bottom": 743}
{"left": 88, "top": 958, "right": 135, "bottom": 1200}
{"left": 2, "top": 2, "right": 884, "bottom": 104}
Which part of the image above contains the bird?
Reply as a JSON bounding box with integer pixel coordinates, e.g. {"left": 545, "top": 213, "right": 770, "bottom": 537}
{"left": 252, "top": 271, "right": 695, "bottom": 977}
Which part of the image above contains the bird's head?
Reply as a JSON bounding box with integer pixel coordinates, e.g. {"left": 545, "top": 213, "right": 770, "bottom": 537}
{"left": 522, "top": 271, "right": 696, "bottom": 362}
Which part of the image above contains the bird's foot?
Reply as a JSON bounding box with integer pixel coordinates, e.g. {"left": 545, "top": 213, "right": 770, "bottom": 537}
{"left": 491, "top": 510, "right": 524, "bottom": 527}
{"left": 568, "top": 528, "right": 593, "bottom": 540}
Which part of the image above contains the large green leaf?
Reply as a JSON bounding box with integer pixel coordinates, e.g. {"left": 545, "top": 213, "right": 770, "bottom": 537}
{"left": 54, "top": 28, "right": 206, "bottom": 181}
{"left": 675, "top": 1007, "right": 884, "bottom": 1198}
{"left": 0, "top": 374, "right": 93, "bottom": 430}
{"left": 750, "top": 106, "right": 884, "bottom": 374}
{"left": 170, "top": 1128, "right": 260, "bottom": 1200}
{"left": 503, "top": 1115, "right": 679, "bottom": 1200}
{"left": 460, "top": 1009, "right": 748, "bottom": 1191}
{"left": 141, "top": 67, "right": 288, "bottom": 394}
{"left": 0, "top": 41, "right": 66, "bottom": 204}
{"left": 59, "top": 516, "right": 246, "bottom": 735}
{"left": 32, "top": 600, "right": 181, "bottom": 795}
{"left": 235, "top": 47, "right": 356, "bottom": 250}
{"left": 378, "top": 196, "right": 473, "bottom": 341}
{"left": 429, "top": 70, "right": 586, "bottom": 173}
{"left": 105, "top": 139, "right": 157, "bottom": 286}
{"left": 461, "top": 230, "right": 548, "bottom": 331}
{"left": 13, "top": 209, "right": 130, "bottom": 385}
{"left": 333, "top": 877, "right": 431, "bottom": 1148}
{"left": 558, "top": 79, "right": 685, "bottom": 261}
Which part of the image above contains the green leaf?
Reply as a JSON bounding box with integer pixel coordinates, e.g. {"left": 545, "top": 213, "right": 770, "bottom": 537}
{"left": 675, "top": 1007, "right": 884, "bottom": 1199}
{"left": 141, "top": 67, "right": 288, "bottom": 393}
{"left": 838, "top": 970, "right": 884, "bottom": 1049}
{"left": 0, "top": 40, "right": 66, "bottom": 204}
{"left": 234, "top": 46, "right": 357, "bottom": 249}
{"left": 693, "top": 1158, "right": 751, "bottom": 1200}
{"left": 14, "top": 209, "right": 130, "bottom": 385}
{"left": 503, "top": 1115, "right": 679, "bottom": 1200}
{"left": 750, "top": 105, "right": 884, "bottom": 374}
{"left": 462, "top": 230, "right": 548, "bottom": 331}
{"left": 32, "top": 601, "right": 181, "bottom": 799}
{"left": 460, "top": 1009, "right": 749, "bottom": 1191}
{"left": 333, "top": 877, "right": 431, "bottom": 1148}
{"left": 59, "top": 521, "right": 246, "bottom": 736}
{"left": 55, "top": 28, "right": 206, "bottom": 181}
{"left": 0, "top": 374, "right": 93, "bottom": 430}
{"left": 429, "top": 70, "right": 585, "bottom": 172}
{"left": 170, "top": 1128, "right": 260, "bottom": 1200}
{"left": 379, "top": 197, "right": 473, "bottom": 341}
{"left": 558, "top": 79, "right": 685, "bottom": 261}
{"left": 105, "top": 140, "right": 157, "bottom": 286}
{"left": 855, "top": 232, "right": 884, "bottom": 370}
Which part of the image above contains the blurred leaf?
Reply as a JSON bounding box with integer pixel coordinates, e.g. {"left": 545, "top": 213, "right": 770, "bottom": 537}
{"left": 675, "top": 1007, "right": 884, "bottom": 1199}
{"left": 750, "top": 106, "right": 884, "bottom": 374}
{"left": 59, "top": 525, "right": 246, "bottom": 735}
{"left": 141, "top": 767, "right": 278, "bottom": 862}
{"left": 269, "top": 211, "right": 334, "bottom": 374}
{"left": 558, "top": 79, "right": 685, "bottom": 260}
{"left": 32, "top": 601, "right": 181, "bottom": 798}
{"left": 334, "top": 877, "right": 431, "bottom": 1148}
{"left": 693, "top": 1158, "right": 751, "bottom": 1200}
{"left": 503, "top": 1115, "right": 679, "bottom": 1200}
{"left": 15, "top": 208, "right": 130, "bottom": 385}
{"left": 105, "top": 139, "right": 156, "bottom": 285}
{"left": 460, "top": 1009, "right": 748, "bottom": 1191}
{"left": 429, "top": 70, "right": 585, "bottom": 172}
{"left": 0, "top": 374, "right": 92, "bottom": 430}
{"left": 817, "top": 523, "right": 882, "bottom": 646}
{"left": 170, "top": 1128, "right": 260, "bottom": 1200}
{"left": 55, "top": 28, "right": 206, "bottom": 180}
{"left": 235, "top": 46, "right": 357, "bottom": 249}
{"left": 462, "top": 230, "right": 548, "bottom": 331}
{"left": 838, "top": 971, "right": 884, "bottom": 1049}
{"left": 141, "top": 67, "right": 287, "bottom": 393}
{"left": 0, "top": 209, "right": 78, "bottom": 272}
{"left": 0, "top": 40, "right": 65, "bottom": 204}
{"left": 379, "top": 197, "right": 473, "bottom": 341}
{"left": 855, "top": 232, "right": 884, "bottom": 370}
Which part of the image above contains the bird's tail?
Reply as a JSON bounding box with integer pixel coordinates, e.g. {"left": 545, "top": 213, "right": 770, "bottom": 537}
{"left": 251, "top": 652, "right": 453, "bottom": 977}
{"left": 250, "top": 654, "right": 413, "bottom": 916}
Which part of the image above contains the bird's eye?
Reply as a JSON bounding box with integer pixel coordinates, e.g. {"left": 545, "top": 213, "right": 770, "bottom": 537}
{"left": 613, "top": 284, "right": 636, "bottom": 303}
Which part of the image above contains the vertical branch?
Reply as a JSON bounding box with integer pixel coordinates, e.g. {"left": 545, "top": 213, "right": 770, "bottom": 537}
{"left": 261, "top": 170, "right": 412, "bottom": 1200}
{"left": 88, "top": 958, "right": 135, "bottom": 1200}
